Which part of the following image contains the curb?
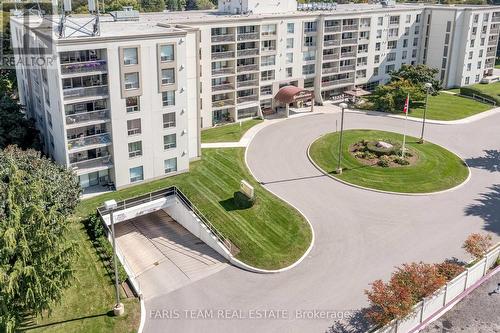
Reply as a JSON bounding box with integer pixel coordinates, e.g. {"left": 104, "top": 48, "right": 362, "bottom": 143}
{"left": 137, "top": 296, "right": 146, "bottom": 333}
{"left": 306, "top": 132, "right": 472, "bottom": 197}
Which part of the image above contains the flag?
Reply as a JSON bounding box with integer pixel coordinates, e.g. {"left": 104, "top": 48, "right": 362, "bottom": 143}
{"left": 403, "top": 94, "right": 409, "bottom": 114}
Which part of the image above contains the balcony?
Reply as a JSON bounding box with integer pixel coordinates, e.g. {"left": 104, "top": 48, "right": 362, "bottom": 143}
{"left": 237, "top": 49, "right": 259, "bottom": 57}
{"left": 261, "top": 47, "right": 276, "bottom": 54}
{"left": 323, "top": 53, "right": 340, "bottom": 61}
{"left": 341, "top": 38, "right": 357, "bottom": 45}
{"left": 212, "top": 99, "right": 235, "bottom": 108}
{"left": 212, "top": 34, "right": 235, "bottom": 43}
{"left": 212, "top": 83, "right": 234, "bottom": 92}
{"left": 238, "top": 32, "right": 260, "bottom": 41}
{"left": 237, "top": 64, "right": 259, "bottom": 73}
{"left": 70, "top": 155, "right": 113, "bottom": 174}
{"left": 324, "top": 26, "right": 341, "bottom": 33}
{"left": 67, "top": 133, "right": 112, "bottom": 151}
{"left": 237, "top": 80, "right": 258, "bottom": 88}
{"left": 66, "top": 109, "right": 110, "bottom": 127}
{"left": 212, "top": 67, "right": 235, "bottom": 76}
{"left": 324, "top": 39, "right": 341, "bottom": 47}
{"left": 322, "top": 67, "right": 339, "bottom": 74}
{"left": 339, "top": 65, "right": 356, "bottom": 72}
{"left": 340, "top": 51, "right": 356, "bottom": 58}
{"left": 488, "top": 38, "right": 498, "bottom": 46}
{"left": 322, "top": 77, "right": 355, "bottom": 87}
{"left": 490, "top": 28, "right": 499, "bottom": 34}
{"left": 487, "top": 50, "right": 496, "bottom": 57}
{"left": 63, "top": 85, "right": 108, "bottom": 101}
{"left": 61, "top": 60, "right": 107, "bottom": 76}
{"left": 212, "top": 51, "right": 235, "bottom": 60}
{"left": 492, "top": 16, "right": 500, "bottom": 22}
{"left": 237, "top": 95, "right": 258, "bottom": 104}
{"left": 342, "top": 25, "right": 358, "bottom": 31}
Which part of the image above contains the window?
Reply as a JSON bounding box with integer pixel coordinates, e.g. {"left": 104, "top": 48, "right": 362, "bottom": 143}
{"left": 416, "top": 14, "right": 421, "bottom": 23}
{"left": 163, "top": 112, "right": 176, "bottom": 128}
{"left": 387, "top": 53, "right": 396, "bottom": 62}
{"left": 163, "top": 134, "right": 176, "bottom": 150}
{"left": 376, "top": 29, "right": 382, "bottom": 39}
{"left": 406, "top": 14, "right": 411, "bottom": 24}
{"left": 286, "top": 53, "right": 294, "bottom": 64}
{"left": 445, "top": 34, "right": 450, "bottom": 45}
{"left": 477, "top": 61, "right": 482, "bottom": 69}
{"left": 389, "top": 16, "right": 400, "bottom": 25}
{"left": 413, "top": 38, "right": 418, "bottom": 47}
{"left": 470, "top": 39, "right": 475, "bottom": 47}
{"left": 261, "top": 55, "right": 276, "bottom": 66}
{"left": 261, "top": 85, "right": 272, "bottom": 96}
{"left": 388, "top": 28, "right": 399, "bottom": 38}
{"left": 404, "top": 27, "right": 410, "bottom": 36}
{"left": 124, "top": 72, "right": 139, "bottom": 90}
{"left": 403, "top": 39, "right": 408, "bottom": 47}
{"left": 414, "top": 26, "right": 420, "bottom": 35}
{"left": 385, "top": 64, "right": 395, "bottom": 73}
{"left": 304, "top": 21, "right": 317, "bottom": 33}
{"left": 375, "top": 42, "right": 381, "bottom": 51}
{"left": 374, "top": 55, "right": 380, "bottom": 64}
{"left": 473, "top": 14, "right": 479, "bottom": 24}
{"left": 129, "top": 166, "right": 144, "bottom": 183}
{"left": 126, "top": 96, "right": 140, "bottom": 113}
{"left": 128, "top": 141, "right": 142, "bottom": 158}
{"left": 479, "top": 50, "right": 483, "bottom": 57}
{"left": 286, "top": 67, "right": 293, "bottom": 77}
{"left": 160, "top": 45, "right": 174, "bottom": 62}
{"left": 164, "top": 158, "right": 177, "bottom": 174}
{"left": 161, "top": 68, "right": 175, "bottom": 85}
{"left": 377, "top": 17, "right": 383, "bottom": 26}
{"left": 360, "top": 31, "right": 369, "bottom": 40}
{"left": 162, "top": 91, "right": 175, "bottom": 107}
{"left": 442, "top": 58, "right": 447, "bottom": 69}
{"left": 443, "top": 46, "right": 448, "bottom": 57}
{"left": 446, "top": 21, "right": 451, "bottom": 33}
{"left": 47, "top": 112, "right": 52, "bottom": 128}
{"left": 261, "top": 24, "right": 277, "bottom": 36}
{"left": 475, "top": 74, "right": 480, "bottom": 82}
{"left": 261, "top": 40, "right": 276, "bottom": 51}
{"left": 303, "top": 50, "right": 316, "bottom": 61}
{"left": 304, "top": 36, "right": 316, "bottom": 47}
{"left": 373, "top": 67, "right": 379, "bottom": 76}
{"left": 358, "top": 44, "right": 368, "bottom": 53}
{"left": 123, "top": 48, "right": 138, "bottom": 65}
{"left": 465, "top": 77, "right": 470, "bottom": 85}
{"left": 467, "top": 63, "right": 472, "bottom": 71}
{"left": 387, "top": 41, "right": 397, "bottom": 49}
{"left": 357, "top": 57, "right": 367, "bottom": 66}
{"left": 480, "top": 38, "right": 485, "bottom": 46}
{"left": 261, "top": 70, "right": 275, "bottom": 81}
{"left": 304, "top": 78, "right": 314, "bottom": 88}
{"left": 287, "top": 23, "right": 295, "bottom": 33}
{"left": 127, "top": 119, "right": 141, "bottom": 136}
{"left": 402, "top": 50, "right": 407, "bottom": 60}
{"left": 356, "top": 69, "right": 366, "bottom": 79}
{"left": 302, "top": 64, "right": 315, "bottom": 75}
{"left": 286, "top": 38, "right": 294, "bottom": 49}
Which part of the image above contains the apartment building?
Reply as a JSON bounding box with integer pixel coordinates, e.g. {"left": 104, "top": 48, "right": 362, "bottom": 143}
{"left": 10, "top": 0, "right": 499, "bottom": 191}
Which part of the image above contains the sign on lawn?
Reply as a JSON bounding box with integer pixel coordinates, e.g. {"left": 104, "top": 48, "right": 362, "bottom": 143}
{"left": 240, "top": 180, "right": 255, "bottom": 199}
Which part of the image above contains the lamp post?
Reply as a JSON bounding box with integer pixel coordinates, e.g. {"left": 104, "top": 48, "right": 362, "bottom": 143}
{"left": 336, "top": 102, "right": 348, "bottom": 174}
{"left": 104, "top": 199, "right": 124, "bottom": 317}
{"left": 419, "top": 82, "right": 433, "bottom": 144}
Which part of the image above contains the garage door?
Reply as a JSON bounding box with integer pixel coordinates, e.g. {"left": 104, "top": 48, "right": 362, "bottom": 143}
{"left": 115, "top": 210, "right": 228, "bottom": 299}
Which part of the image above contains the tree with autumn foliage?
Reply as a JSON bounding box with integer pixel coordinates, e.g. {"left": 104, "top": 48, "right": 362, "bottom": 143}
{"left": 462, "top": 233, "right": 493, "bottom": 260}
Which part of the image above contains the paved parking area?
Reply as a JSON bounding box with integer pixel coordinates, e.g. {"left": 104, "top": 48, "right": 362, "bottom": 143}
{"left": 115, "top": 210, "right": 228, "bottom": 300}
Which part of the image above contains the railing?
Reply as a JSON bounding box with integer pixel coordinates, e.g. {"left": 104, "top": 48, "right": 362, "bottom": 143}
{"left": 342, "top": 24, "right": 358, "bottom": 31}
{"left": 324, "top": 39, "right": 341, "bottom": 47}
{"left": 237, "top": 80, "right": 258, "bottom": 88}
{"left": 237, "top": 64, "right": 259, "bottom": 73}
{"left": 66, "top": 109, "right": 110, "bottom": 126}
{"left": 324, "top": 25, "right": 341, "bottom": 33}
{"left": 63, "top": 85, "right": 108, "bottom": 100}
{"left": 70, "top": 155, "right": 113, "bottom": 171}
{"left": 212, "top": 67, "right": 234, "bottom": 76}
{"left": 237, "top": 95, "right": 258, "bottom": 104}
{"left": 486, "top": 50, "right": 496, "bottom": 57}
{"left": 323, "top": 53, "right": 340, "bottom": 61}
{"left": 341, "top": 51, "right": 356, "bottom": 58}
{"left": 237, "top": 48, "right": 259, "bottom": 57}
{"left": 96, "top": 186, "right": 238, "bottom": 255}
{"left": 339, "top": 65, "right": 356, "bottom": 71}
{"left": 212, "top": 99, "right": 234, "bottom": 108}
{"left": 341, "top": 38, "right": 357, "bottom": 45}
{"left": 357, "top": 62, "right": 367, "bottom": 67}
{"left": 261, "top": 32, "right": 277, "bottom": 37}
{"left": 322, "top": 77, "right": 354, "bottom": 87}
{"left": 61, "top": 60, "right": 107, "bottom": 75}
{"left": 322, "top": 67, "right": 339, "bottom": 74}
{"left": 67, "top": 132, "right": 112, "bottom": 150}
{"left": 490, "top": 28, "right": 499, "bottom": 34}
{"left": 488, "top": 38, "right": 498, "bottom": 45}
{"left": 212, "top": 83, "right": 234, "bottom": 92}
{"left": 492, "top": 16, "right": 500, "bottom": 22}
{"left": 211, "top": 51, "right": 235, "bottom": 60}
{"left": 237, "top": 32, "right": 259, "bottom": 41}
{"left": 304, "top": 29, "right": 317, "bottom": 34}
{"left": 211, "top": 34, "right": 235, "bottom": 43}
{"left": 261, "top": 47, "right": 276, "bottom": 53}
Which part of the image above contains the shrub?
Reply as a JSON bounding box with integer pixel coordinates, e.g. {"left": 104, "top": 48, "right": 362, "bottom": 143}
{"left": 435, "top": 262, "right": 465, "bottom": 281}
{"left": 377, "top": 156, "right": 390, "bottom": 167}
{"left": 366, "top": 141, "right": 401, "bottom": 156}
{"left": 233, "top": 191, "right": 255, "bottom": 209}
{"left": 462, "top": 233, "right": 493, "bottom": 259}
{"left": 460, "top": 86, "right": 500, "bottom": 105}
{"left": 394, "top": 157, "right": 410, "bottom": 166}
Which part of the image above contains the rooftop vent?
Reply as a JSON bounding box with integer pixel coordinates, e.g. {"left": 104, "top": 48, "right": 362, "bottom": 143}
{"left": 297, "top": 2, "right": 337, "bottom": 11}
{"left": 110, "top": 6, "right": 140, "bottom": 21}
{"left": 380, "top": 0, "right": 395, "bottom": 8}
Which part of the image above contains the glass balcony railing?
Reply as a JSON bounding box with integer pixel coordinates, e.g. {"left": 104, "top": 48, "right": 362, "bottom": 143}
{"left": 70, "top": 155, "right": 113, "bottom": 171}
{"left": 211, "top": 34, "right": 235, "bottom": 43}
{"left": 342, "top": 25, "right": 358, "bottom": 31}
{"left": 237, "top": 49, "right": 260, "bottom": 57}
{"left": 322, "top": 67, "right": 339, "bottom": 74}
{"left": 237, "top": 32, "right": 259, "bottom": 41}
{"left": 212, "top": 83, "right": 234, "bottom": 92}
{"left": 212, "top": 99, "right": 234, "bottom": 108}
{"left": 237, "top": 64, "right": 259, "bottom": 73}
{"left": 237, "top": 80, "right": 258, "bottom": 88}
{"left": 61, "top": 60, "right": 107, "bottom": 75}
{"left": 66, "top": 109, "right": 110, "bottom": 126}
{"left": 324, "top": 26, "right": 341, "bottom": 33}
{"left": 322, "top": 77, "right": 355, "bottom": 87}
{"left": 212, "top": 51, "right": 235, "bottom": 60}
{"left": 63, "top": 85, "right": 109, "bottom": 100}
{"left": 323, "top": 53, "right": 340, "bottom": 61}
{"left": 67, "top": 133, "right": 112, "bottom": 151}
{"left": 324, "top": 39, "right": 341, "bottom": 47}
{"left": 341, "top": 38, "right": 357, "bottom": 45}
{"left": 212, "top": 67, "right": 235, "bottom": 75}
{"left": 237, "top": 95, "right": 258, "bottom": 104}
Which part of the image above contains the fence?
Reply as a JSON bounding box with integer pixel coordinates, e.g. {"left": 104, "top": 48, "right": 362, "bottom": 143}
{"left": 372, "top": 244, "right": 500, "bottom": 333}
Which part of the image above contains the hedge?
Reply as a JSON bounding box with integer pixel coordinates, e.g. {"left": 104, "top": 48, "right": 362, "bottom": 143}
{"left": 460, "top": 86, "right": 500, "bottom": 105}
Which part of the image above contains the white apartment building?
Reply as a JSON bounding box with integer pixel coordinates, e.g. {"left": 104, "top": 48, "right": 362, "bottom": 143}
{"left": 10, "top": 0, "right": 499, "bottom": 191}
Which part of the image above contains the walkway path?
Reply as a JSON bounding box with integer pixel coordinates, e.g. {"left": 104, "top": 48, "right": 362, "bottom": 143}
{"left": 144, "top": 109, "right": 500, "bottom": 333}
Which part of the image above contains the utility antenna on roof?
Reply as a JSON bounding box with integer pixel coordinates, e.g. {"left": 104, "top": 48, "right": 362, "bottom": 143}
{"left": 56, "top": 0, "right": 101, "bottom": 38}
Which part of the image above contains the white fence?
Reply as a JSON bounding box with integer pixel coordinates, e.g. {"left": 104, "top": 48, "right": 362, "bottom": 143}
{"left": 373, "top": 244, "right": 500, "bottom": 333}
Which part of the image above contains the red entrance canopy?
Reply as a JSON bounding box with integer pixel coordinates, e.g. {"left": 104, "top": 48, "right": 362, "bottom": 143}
{"left": 275, "top": 86, "right": 313, "bottom": 104}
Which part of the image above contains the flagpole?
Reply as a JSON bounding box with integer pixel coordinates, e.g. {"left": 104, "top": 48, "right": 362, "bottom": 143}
{"left": 402, "top": 94, "right": 409, "bottom": 159}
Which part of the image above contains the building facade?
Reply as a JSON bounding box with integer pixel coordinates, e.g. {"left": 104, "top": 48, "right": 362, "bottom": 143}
{"left": 10, "top": 1, "right": 500, "bottom": 191}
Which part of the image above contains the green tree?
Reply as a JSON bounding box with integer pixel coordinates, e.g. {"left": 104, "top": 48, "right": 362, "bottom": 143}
{"left": 370, "top": 79, "right": 425, "bottom": 113}
{"left": 141, "top": 0, "right": 165, "bottom": 11}
{"left": 390, "top": 64, "right": 441, "bottom": 92}
{"left": 195, "top": 0, "right": 215, "bottom": 9}
{"left": 0, "top": 146, "right": 81, "bottom": 332}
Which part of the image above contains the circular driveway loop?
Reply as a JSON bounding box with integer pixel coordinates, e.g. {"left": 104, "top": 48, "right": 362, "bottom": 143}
{"left": 144, "top": 112, "right": 500, "bottom": 333}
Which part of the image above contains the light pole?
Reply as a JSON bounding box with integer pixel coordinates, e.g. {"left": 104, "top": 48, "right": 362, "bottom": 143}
{"left": 419, "top": 82, "right": 433, "bottom": 144}
{"left": 104, "top": 199, "right": 124, "bottom": 317}
{"left": 336, "top": 102, "right": 348, "bottom": 175}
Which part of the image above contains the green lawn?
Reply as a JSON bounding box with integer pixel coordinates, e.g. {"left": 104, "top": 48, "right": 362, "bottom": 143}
{"left": 467, "top": 82, "right": 500, "bottom": 101}
{"left": 309, "top": 130, "right": 469, "bottom": 193}
{"left": 20, "top": 221, "right": 140, "bottom": 333}
{"left": 78, "top": 148, "right": 312, "bottom": 270}
{"left": 409, "top": 92, "right": 491, "bottom": 121}
{"left": 201, "top": 119, "right": 263, "bottom": 143}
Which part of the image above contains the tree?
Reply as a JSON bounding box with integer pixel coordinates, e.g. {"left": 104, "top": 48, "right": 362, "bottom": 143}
{"left": 462, "top": 233, "right": 493, "bottom": 260}
{"left": 195, "top": 0, "right": 214, "bottom": 10}
{"left": 369, "top": 79, "right": 425, "bottom": 113}
{"left": 390, "top": 64, "right": 441, "bottom": 92}
{"left": 141, "top": 0, "right": 165, "bottom": 11}
{"left": 0, "top": 146, "right": 81, "bottom": 332}
{"left": 0, "top": 96, "right": 40, "bottom": 150}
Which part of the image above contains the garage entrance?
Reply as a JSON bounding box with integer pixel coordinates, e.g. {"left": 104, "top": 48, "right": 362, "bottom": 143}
{"left": 115, "top": 210, "right": 228, "bottom": 299}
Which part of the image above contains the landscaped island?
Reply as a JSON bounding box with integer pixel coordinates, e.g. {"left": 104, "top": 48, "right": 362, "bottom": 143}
{"left": 309, "top": 130, "right": 469, "bottom": 193}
